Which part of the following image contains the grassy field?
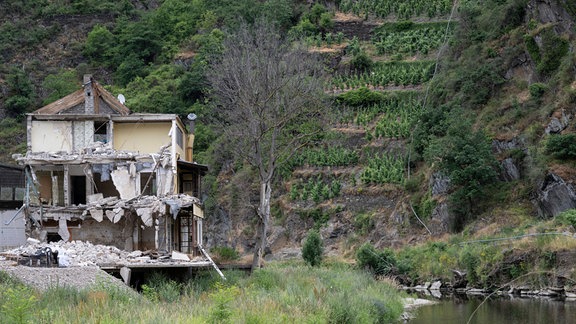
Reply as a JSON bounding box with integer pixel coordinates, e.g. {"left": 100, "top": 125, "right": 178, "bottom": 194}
{"left": 0, "top": 261, "right": 406, "bottom": 323}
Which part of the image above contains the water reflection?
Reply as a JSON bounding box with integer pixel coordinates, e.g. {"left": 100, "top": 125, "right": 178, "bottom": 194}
{"left": 409, "top": 294, "right": 576, "bottom": 324}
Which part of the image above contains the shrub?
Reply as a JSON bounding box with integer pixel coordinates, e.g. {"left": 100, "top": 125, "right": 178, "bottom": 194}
{"left": 208, "top": 282, "right": 240, "bottom": 323}
{"left": 529, "top": 82, "right": 548, "bottom": 99}
{"left": 546, "top": 134, "right": 576, "bottom": 159}
{"left": 356, "top": 243, "right": 396, "bottom": 276}
{"left": 302, "top": 230, "right": 324, "bottom": 267}
{"left": 211, "top": 246, "right": 240, "bottom": 262}
{"left": 142, "top": 272, "right": 182, "bottom": 303}
{"left": 350, "top": 51, "right": 373, "bottom": 72}
{"left": 336, "top": 87, "right": 385, "bottom": 107}
{"left": 1, "top": 286, "right": 37, "bottom": 323}
{"left": 557, "top": 209, "right": 576, "bottom": 229}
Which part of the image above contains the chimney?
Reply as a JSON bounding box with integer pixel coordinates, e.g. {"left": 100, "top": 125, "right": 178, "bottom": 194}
{"left": 83, "top": 74, "right": 94, "bottom": 114}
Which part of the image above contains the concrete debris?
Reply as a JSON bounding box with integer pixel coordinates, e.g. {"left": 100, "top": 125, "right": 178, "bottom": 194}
{"left": 27, "top": 238, "right": 40, "bottom": 244}
{"left": 58, "top": 218, "right": 70, "bottom": 242}
{"left": 171, "top": 251, "right": 190, "bottom": 261}
{"left": 112, "top": 167, "right": 137, "bottom": 200}
{"left": 1, "top": 240, "right": 206, "bottom": 268}
{"left": 105, "top": 210, "right": 115, "bottom": 222}
{"left": 90, "top": 209, "right": 104, "bottom": 222}
{"left": 136, "top": 208, "right": 153, "bottom": 226}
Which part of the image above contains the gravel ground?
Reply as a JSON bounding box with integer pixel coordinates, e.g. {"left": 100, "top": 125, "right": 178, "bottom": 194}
{"left": 0, "top": 259, "right": 135, "bottom": 294}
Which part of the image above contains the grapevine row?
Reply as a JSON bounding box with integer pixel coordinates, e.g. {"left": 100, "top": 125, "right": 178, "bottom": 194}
{"left": 339, "top": 0, "right": 453, "bottom": 20}
{"left": 373, "top": 25, "right": 454, "bottom": 56}
{"left": 360, "top": 154, "right": 406, "bottom": 184}
{"left": 331, "top": 61, "right": 434, "bottom": 90}
{"left": 290, "top": 176, "right": 342, "bottom": 203}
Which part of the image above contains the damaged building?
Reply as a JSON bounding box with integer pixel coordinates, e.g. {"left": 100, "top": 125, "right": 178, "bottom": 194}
{"left": 0, "top": 164, "right": 26, "bottom": 250}
{"left": 12, "top": 75, "right": 208, "bottom": 257}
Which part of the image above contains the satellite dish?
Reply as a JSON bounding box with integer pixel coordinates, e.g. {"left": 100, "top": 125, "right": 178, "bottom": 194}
{"left": 117, "top": 94, "right": 126, "bottom": 105}
{"left": 187, "top": 113, "right": 197, "bottom": 121}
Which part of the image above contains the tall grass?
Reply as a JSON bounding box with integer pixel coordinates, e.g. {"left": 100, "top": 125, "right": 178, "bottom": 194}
{"left": 0, "top": 263, "right": 406, "bottom": 323}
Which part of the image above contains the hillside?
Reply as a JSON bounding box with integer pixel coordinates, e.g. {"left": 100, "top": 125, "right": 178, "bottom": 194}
{"left": 2, "top": 0, "right": 576, "bottom": 281}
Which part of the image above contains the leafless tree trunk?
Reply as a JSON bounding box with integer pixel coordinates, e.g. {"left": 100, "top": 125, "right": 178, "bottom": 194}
{"left": 207, "top": 20, "right": 326, "bottom": 270}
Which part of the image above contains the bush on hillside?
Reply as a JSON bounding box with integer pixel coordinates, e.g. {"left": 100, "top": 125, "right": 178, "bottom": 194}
{"left": 302, "top": 230, "right": 323, "bottom": 267}
{"left": 356, "top": 243, "right": 396, "bottom": 276}
{"left": 336, "top": 87, "right": 385, "bottom": 107}
{"left": 546, "top": 134, "right": 576, "bottom": 160}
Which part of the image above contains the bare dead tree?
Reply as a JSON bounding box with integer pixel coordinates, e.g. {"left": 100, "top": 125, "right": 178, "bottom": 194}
{"left": 207, "top": 21, "right": 326, "bottom": 270}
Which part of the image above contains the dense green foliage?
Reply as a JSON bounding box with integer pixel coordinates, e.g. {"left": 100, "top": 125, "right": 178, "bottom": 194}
{"left": 356, "top": 243, "right": 397, "bottom": 276}
{"left": 331, "top": 61, "right": 434, "bottom": 90}
{"left": 546, "top": 134, "right": 576, "bottom": 160}
{"left": 290, "top": 176, "right": 342, "bottom": 203}
{"left": 373, "top": 22, "right": 455, "bottom": 56}
{"left": 425, "top": 119, "right": 499, "bottom": 230}
{"left": 361, "top": 153, "right": 406, "bottom": 184}
{"left": 302, "top": 230, "right": 324, "bottom": 266}
{"left": 339, "top": 0, "right": 453, "bottom": 19}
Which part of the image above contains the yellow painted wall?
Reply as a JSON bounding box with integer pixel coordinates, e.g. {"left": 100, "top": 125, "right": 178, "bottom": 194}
{"left": 113, "top": 122, "right": 172, "bottom": 154}
{"left": 31, "top": 121, "right": 73, "bottom": 152}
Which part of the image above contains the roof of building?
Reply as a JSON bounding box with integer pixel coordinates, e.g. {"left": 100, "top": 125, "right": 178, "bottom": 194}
{"left": 33, "top": 79, "right": 130, "bottom": 116}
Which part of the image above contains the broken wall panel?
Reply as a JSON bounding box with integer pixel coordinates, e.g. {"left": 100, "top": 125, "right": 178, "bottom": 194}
{"left": 111, "top": 167, "right": 137, "bottom": 199}
{"left": 31, "top": 120, "right": 73, "bottom": 152}
{"left": 68, "top": 219, "right": 125, "bottom": 250}
{"left": 72, "top": 121, "right": 95, "bottom": 152}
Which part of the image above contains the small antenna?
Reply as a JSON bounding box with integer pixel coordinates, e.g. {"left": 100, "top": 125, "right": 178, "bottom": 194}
{"left": 117, "top": 94, "right": 126, "bottom": 105}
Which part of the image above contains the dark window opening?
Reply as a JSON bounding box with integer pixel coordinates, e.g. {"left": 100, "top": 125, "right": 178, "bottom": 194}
{"left": 47, "top": 233, "right": 62, "bottom": 243}
{"left": 94, "top": 121, "right": 108, "bottom": 143}
{"left": 71, "top": 176, "right": 86, "bottom": 205}
{"left": 141, "top": 173, "right": 157, "bottom": 196}
{"left": 180, "top": 172, "right": 200, "bottom": 197}
{"left": 93, "top": 172, "right": 120, "bottom": 198}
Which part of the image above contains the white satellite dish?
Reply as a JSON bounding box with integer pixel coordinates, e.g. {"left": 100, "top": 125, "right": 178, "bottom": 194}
{"left": 187, "top": 113, "right": 197, "bottom": 121}
{"left": 117, "top": 94, "right": 126, "bottom": 105}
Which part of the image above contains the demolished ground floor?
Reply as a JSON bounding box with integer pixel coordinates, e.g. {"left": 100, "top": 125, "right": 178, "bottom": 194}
{"left": 25, "top": 193, "right": 205, "bottom": 255}
{"left": 0, "top": 239, "right": 219, "bottom": 287}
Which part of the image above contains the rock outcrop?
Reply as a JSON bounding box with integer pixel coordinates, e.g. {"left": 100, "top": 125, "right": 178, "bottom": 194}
{"left": 533, "top": 172, "right": 576, "bottom": 218}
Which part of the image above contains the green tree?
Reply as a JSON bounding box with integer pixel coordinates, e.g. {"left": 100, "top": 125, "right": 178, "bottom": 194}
{"left": 41, "top": 69, "right": 79, "bottom": 105}
{"left": 4, "top": 67, "right": 35, "bottom": 118}
{"left": 83, "top": 25, "right": 115, "bottom": 64}
{"left": 546, "top": 134, "right": 576, "bottom": 160}
{"left": 302, "top": 230, "right": 323, "bottom": 267}
{"left": 425, "top": 116, "right": 499, "bottom": 231}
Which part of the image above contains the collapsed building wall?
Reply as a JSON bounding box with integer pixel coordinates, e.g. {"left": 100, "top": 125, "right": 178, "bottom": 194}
{"left": 14, "top": 142, "right": 204, "bottom": 255}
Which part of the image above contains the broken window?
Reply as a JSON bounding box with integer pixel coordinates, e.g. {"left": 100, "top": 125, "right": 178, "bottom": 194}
{"left": 94, "top": 121, "right": 108, "bottom": 143}
{"left": 36, "top": 171, "right": 65, "bottom": 206}
{"left": 93, "top": 172, "right": 120, "bottom": 198}
{"left": 140, "top": 172, "right": 156, "bottom": 196}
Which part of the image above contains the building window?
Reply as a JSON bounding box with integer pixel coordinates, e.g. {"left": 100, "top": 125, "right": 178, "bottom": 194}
{"left": 140, "top": 173, "right": 157, "bottom": 196}
{"left": 175, "top": 126, "right": 183, "bottom": 149}
{"left": 94, "top": 121, "right": 108, "bottom": 143}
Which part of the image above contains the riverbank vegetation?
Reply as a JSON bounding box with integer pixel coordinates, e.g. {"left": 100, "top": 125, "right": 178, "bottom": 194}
{"left": 357, "top": 209, "right": 576, "bottom": 290}
{"left": 0, "top": 262, "right": 406, "bottom": 323}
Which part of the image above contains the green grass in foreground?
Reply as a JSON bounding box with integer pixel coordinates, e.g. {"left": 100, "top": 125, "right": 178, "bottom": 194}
{"left": 0, "top": 262, "right": 406, "bottom": 323}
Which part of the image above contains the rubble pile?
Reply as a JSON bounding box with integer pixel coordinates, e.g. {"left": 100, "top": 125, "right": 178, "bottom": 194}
{"left": 1, "top": 240, "right": 205, "bottom": 268}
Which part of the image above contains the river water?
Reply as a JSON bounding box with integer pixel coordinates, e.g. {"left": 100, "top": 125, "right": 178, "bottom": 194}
{"left": 409, "top": 294, "right": 576, "bottom": 324}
